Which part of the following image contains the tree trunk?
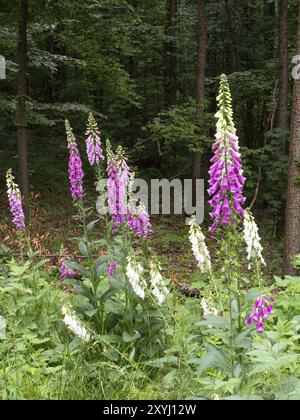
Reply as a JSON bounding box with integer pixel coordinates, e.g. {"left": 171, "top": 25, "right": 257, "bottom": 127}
{"left": 264, "top": 0, "right": 275, "bottom": 60}
{"left": 165, "top": 0, "right": 177, "bottom": 106}
{"left": 278, "top": 0, "right": 288, "bottom": 132}
{"left": 224, "top": 0, "right": 241, "bottom": 73}
{"left": 16, "top": 0, "right": 29, "bottom": 218}
{"left": 192, "top": 0, "right": 207, "bottom": 206}
{"left": 283, "top": 3, "right": 300, "bottom": 275}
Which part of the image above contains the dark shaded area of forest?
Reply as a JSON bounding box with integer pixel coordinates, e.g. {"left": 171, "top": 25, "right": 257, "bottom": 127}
{"left": 1, "top": 0, "right": 300, "bottom": 273}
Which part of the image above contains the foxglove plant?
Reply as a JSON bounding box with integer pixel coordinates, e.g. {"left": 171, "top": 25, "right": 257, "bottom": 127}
{"left": 246, "top": 296, "right": 275, "bottom": 333}
{"left": 6, "top": 169, "right": 25, "bottom": 230}
{"left": 85, "top": 113, "right": 104, "bottom": 166}
{"left": 66, "top": 120, "right": 84, "bottom": 201}
{"left": 208, "top": 74, "right": 246, "bottom": 232}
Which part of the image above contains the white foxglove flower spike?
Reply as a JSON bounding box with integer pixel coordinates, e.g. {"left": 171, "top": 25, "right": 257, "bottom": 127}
{"left": 149, "top": 260, "right": 169, "bottom": 306}
{"left": 62, "top": 305, "right": 91, "bottom": 342}
{"left": 126, "top": 255, "right": 147, "bottom": 299}
{"left": 188, "top": 216, "right": 211, "bottom": 273}
{"left": 243, "top": 210, "right": 266, "bottom": 266}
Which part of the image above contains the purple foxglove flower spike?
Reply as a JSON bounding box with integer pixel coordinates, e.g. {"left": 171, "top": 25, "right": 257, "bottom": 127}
{"left": 65, "top": 120, "right": 84, "bottom": 201}
{"left": 246, "top": 295, "right": 275, "bottom": 333}
{"left": 60, "top": 257, "right": 75, "bottom": 281}
{"left": 108, "top": 260, "right": 118, "bottom": 277}
{"left": 208, "top": 75, "right": 246, "bottom": 232}
{"left": 6, "top": 169, "right": 25, "bottom": 230}
{"left": 106, "top": 141, "right": 129, "bottom": 229}
{"left": 85, "top": 113, "right": 104, "bottom": 166}
{"left": 127, "top": 202, "right": 153, "bottom": 238}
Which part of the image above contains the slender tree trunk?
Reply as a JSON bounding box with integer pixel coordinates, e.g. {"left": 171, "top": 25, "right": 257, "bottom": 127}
{"left": 224, "top": 0, "right": 241, "bottom": 73}
{"left": 264, "top": 0, "right": 276, "bottom": 60}
{"left": 278, "top": 0, "right": 288, "bottom": 132}
{"left": 192, "top": 0, "right": 207, "bottom": 206}
{"left": 17, "top": 0, "right": 29, "bottom": 218}
{"left": 283, "top": 3, "right": 300, "bottom": 275}
{"left": 165, "top": 0, "right": 177, "bottom": 106}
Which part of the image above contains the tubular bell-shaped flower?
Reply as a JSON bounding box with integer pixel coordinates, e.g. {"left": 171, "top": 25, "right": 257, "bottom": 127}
{"left": 65, "top": 120, "right": 84, "bottom": 201}
{"left": 126, "top": 255, "right": 147, "bottom": 300}
{"left": 62, "top": 305, "right": 91, "bottom": 342}
{"left": 106, "top": 140, "right": 130, "bottom": 228}
{"left": 6, "top": 169, "right": 25, "bottom": 229}
{"left": 126, "top": 172, "right": 153, "bottom": 238}
{"left": 246, "top": 296, "right": 275, "bottom": 333}
{"left": 208, "top": 74, "right": 246, "bottom": 232}
{"left": 107, "top": 260, "right": 118, "bottom": 277}
{"left": 243, "top": 210, "right": 266, "bottom": 266}
{"left": 85, "top": 113, "right": 104, "bottom": 166}
{"left": 188, "top": 216, "right": 211, "bottom": 273}
{"left": 149, "top": 259, "right": 169, "bottom": 306}
{"left": 60, "top": 257, "right": 75, "bottom": 281}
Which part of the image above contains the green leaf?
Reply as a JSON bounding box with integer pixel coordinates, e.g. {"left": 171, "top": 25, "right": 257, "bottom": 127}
{"left": 65, "top": 261, "right": 90, "bottom": 277}
{"left": 86, "top": 220, "right": 100, "bottom": 231}
{"left": 122, "top": 331, "right": 140, "bottom": 343}
{"left": 79, "top": 242, "right": 89, "bottom": 258}
{"left": 197, "top": 343, "right": 228, "bottom": 373}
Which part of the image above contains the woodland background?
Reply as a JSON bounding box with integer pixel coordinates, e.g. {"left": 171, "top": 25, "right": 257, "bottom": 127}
{"left": 1, "top": 0, "right": 300, "bottom": 276}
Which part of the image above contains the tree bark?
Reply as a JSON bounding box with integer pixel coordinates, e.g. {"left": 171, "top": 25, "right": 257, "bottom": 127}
{"left": 278, "top": 0, "right": 289, "bottom": 132}
{"left": 283, "top": 3, "right": 300, "bottom": 275}
{"left": 17, "top": 0, "right": 29, "bottom": 218}
{"left": 192, "top": 0, "right": 207, "bottom": 206}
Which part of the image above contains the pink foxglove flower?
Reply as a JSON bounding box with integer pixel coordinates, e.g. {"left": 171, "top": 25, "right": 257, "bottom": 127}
{"left": 126, "top": 172, "right": 153, "bottom": 238}
{"left": 106, "top": 141, "right": 131, "bottom": 229}
{"left": 60, "top": 257, "right": 75, "bottom": 281}
{"left": 107, "top": 260, "right": 118, "bottom": 277}
{"left": 246, "top": 295, "right": 274, "bottom": 333}
{"left": 65, "top": 120, "right": 84, "bottom": 201}
{"left": 127, "top": 203, "right": 153, "bottom": 238}
{"left": 85, "top": 113, "right": 104, "bottom": 166}
{"left": 208, "top": 75, "right": 246, "bottom": 232}
{"left": 6, "top": 169, "right": 25, "bottom": 229}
